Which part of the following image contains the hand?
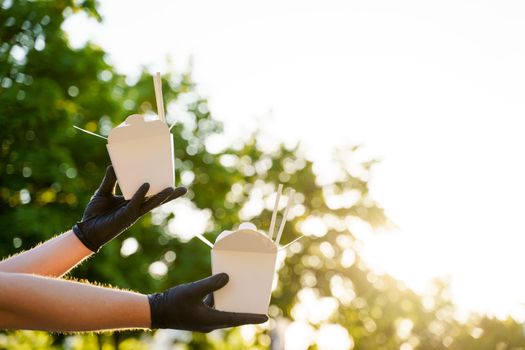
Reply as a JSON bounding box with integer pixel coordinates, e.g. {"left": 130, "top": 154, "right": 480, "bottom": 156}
{"left": 148, "top": 273, "right": 268, "bottom": 332}
{"left": 72, "top": 166, "right": 187, "bottom": 252}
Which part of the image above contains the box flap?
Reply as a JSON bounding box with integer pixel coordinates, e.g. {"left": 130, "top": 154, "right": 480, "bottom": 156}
{"left": 213, "top": 229, "right": 277, "bottom": 253}
{"left": 108, "top": 114, "right": 169, "bottom": 144}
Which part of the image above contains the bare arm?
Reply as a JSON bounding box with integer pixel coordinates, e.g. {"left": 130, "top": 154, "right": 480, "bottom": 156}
{"left": 0, "top": 238, "right": 267, "bottom": 334}
{"left": 0, "top": 231, "right": 92, "bottom": 277}
{"left": 0, "top": 272, "right": 267, "bottom": 333}
{"left": 0, "top": 166, "right": 186, "bottom": 277}
{"left": 0, "top": 272, "right": 150, "bottom": 332}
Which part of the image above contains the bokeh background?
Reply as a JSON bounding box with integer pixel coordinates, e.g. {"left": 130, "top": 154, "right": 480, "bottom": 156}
{"left": 2, "top": 0, "right": 525, "bottom": 349}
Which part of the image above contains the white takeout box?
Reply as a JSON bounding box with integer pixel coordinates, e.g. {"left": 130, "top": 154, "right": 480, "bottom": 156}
{"left": 196, "top": 186, "right": 299, "bottom": 315}
{"left": 211, "top": 223, "right": 278, "bottom": 314}
{"left": 106, "top": 114, "right": 174, "bottom": 199}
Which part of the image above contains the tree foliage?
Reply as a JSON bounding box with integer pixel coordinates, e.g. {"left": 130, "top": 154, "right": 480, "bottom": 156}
{"left": 1, "top": 1, "right": 524, "bottom": 349}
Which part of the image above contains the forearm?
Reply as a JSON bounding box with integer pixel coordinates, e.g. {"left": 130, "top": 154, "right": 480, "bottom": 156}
{"left": 0, "top": 272, "right": 150, "bottom": 332}
{"left": 0, "top": 230, "right": 93, "bottom": 277}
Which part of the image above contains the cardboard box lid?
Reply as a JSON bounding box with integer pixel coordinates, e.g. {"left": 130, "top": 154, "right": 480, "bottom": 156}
{"left": 108, "top": 114, "right": 169, "bottom": 144}
{"left": 213, "top": 228, "right": 277, "bottom": 254}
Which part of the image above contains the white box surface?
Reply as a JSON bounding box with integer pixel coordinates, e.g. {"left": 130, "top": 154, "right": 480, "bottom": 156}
{"left": 212, "top": 226, "right": 277, "bottom": 314}
{"left": 106, "top": 114, "right": 174, "bottom": 199}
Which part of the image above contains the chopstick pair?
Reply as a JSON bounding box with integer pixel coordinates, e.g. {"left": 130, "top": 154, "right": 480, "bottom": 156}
{"left": 75, "top": 72, "right": 169, "bottom": 138}
{"left": 268, "top": 184, "right": 295, "bottom": 245}
{"left": 196, "top": 184, "right": 297, "bottom": 249}
{"left": 153, "top": 72, "right": 166, "bottom": 124}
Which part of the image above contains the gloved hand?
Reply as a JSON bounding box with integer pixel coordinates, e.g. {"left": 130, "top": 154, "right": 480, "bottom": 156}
{"left": 72, "top": 166, "right": 187, "bottom": 252}
{"left": 148, "top": 273, "right": 268, "bottom": 332}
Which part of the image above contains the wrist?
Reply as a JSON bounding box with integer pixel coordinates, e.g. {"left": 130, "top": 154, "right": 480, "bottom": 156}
{"left": 72, "top": 223, "right": 100, "bottom": 253}
{"left": 64, "top": 230, "right": 94, "bottom": 256}
{"left": 147, "top": 292, "right": 164, "bottom": 329}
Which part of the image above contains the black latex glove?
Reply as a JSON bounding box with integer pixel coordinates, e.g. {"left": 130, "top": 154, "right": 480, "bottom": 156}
{"left": 148, "top": 273, "right": 269, "bottom": 332}
{"left": 72, "top": 166, "right": 187, "bottom": 252}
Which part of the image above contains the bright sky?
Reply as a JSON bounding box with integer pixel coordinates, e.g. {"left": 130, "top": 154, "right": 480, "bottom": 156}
{"left": 63, "top": 0, "right": 525, "bottom": 321}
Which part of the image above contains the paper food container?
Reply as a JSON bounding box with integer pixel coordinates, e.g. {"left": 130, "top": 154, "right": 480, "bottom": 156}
{"left": 107, "top": 114, "right": 174, "bottom": 199}
{"left": 196, "top": 185, "right": 302, "bottom": 314}
{"left": 74, "top": 73, "right": 174, "bottom": 199}
{"left": 211, "top": 223, "right": 278, "bottom": 314}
